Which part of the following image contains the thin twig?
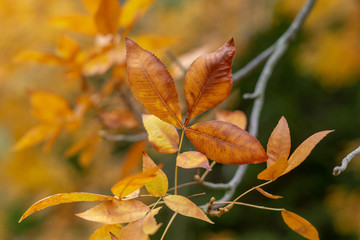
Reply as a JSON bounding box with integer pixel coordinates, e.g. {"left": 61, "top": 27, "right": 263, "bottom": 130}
{"left": 200, "top": 0, "right": 317, "bottom": 208}
{"left": 99, "top": 131, "right": 148, "bottom": 142}
{"left": 333, "top": 145, "right": 360, "bottom": 176}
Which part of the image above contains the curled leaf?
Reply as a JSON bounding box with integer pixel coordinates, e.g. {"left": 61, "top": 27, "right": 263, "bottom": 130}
{"left": 254, "top": 187, "right": 283, "bottom": 199}
{"left": 281, "top": 210, "right": 319, "bottom": 240}
{"left": 184, "top": 39, "right": 235, "bottom": 125}
{"left": 19, "top": 192, "right": 114, "bottom": 223}
{"left": 176, "top": 151, "right": 211, "bottom": 170}
{"left": 142, "top": 114, "right": 179, "bottom": 154}
{"left": 185, "top": 121, "right": 267, "bottom": 165}
{"left": 215, "top": 109, "right": 247, "bottom": 130}
{"left": 164, "top": 195, "right": 213, "bottom": 224}
{"left": 143, "top": 152, "right": 168, "bottom": 197}
{"left": 76, "top": 199, "right": 150, "bottom": 224}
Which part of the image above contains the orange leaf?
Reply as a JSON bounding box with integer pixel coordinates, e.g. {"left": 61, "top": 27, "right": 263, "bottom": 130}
{"left": 184, "top": 39, "right": 235, "bottom": 125}
{"left": 119, "top": 0, "right": 153, "bottom": 28}
{"left": 76, "top": 199, "right": 150, "bottom": 224}
{"left": 89, "top": 224, "right": 123, "bottom": 240}
{"left": 142, "top": 114, "right": 179, "bottom": 154}
{"left": 82, "top": 0, "right": 102, "bottom": 14}
{"left": 267, "top": 116, "right": 291, "bottom": 167}
{"left": 142, "top": 207, "right": 162, "bottom": 235}
{"left": 119, "top": 140, "right": 146, "bottom": 178}
{"left": 56, "top": 35, "right": 81, "bottom": 60}
{"left": 185, "top": 121, "right": 267, "bottom": 165}
{"left": 176, "top": 151, "right": 211, "bottom": 170}
{"left": 215, "top": 109, "right": 247, "bottom": 130}
{"left": 164, "top": 195, "right": 213, "bottom": 224}
{"left": 257, "top": 156, "right": 288, "bottom": 181}
{"left": 95, "top": 0, "right": 121, "bottom": 35}
{"left": 254, "top": 187, "right": 283, "bottom": 199}
{"left": 126, "top": 38, "right": 182, "bottom": 128}
{"left": 283, "top": 130, "right": 333, "bottom": 175}
{"left": 19, "top": 192, "right": 114, "bottom": 223}
{"left": 50, "top": 15, "right": 98, "bottom": 35}
{"left": 143, "top": 152, "right": 168, "bottom": 197}
{"left": 111, "top": 166, "right": 160, "bottom": 198}
{"left": 281, "top": 210, "right": 319, "bottom": 240}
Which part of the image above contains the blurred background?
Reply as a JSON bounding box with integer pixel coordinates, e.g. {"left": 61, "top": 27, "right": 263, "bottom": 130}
{"left": 1, "top": 0, "right": 360, "bottom": 239}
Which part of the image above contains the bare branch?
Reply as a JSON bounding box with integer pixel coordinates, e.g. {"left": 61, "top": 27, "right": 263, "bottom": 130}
{"left": 99, "top": 131, "right": 148, "bottom": 142}
{"left": 333, "top": 145, "right": 360, "bottom": 176}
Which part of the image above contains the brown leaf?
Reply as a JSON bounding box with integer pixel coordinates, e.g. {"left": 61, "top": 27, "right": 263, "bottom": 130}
{"left": 143, "top": 152, "right": 168, "bottom": 197}
{"left": 283, "top": 130, "right": 333, "bottom": 175}
{"left": 76, "top": 199, "right": 150, "bottom": 224}
{"left": 164, "top": 195, "right": 213, "bottom": 224}
{"left": 111, "top": 166, "right": 160, "bottom": 198}
{"left": 176, "top": 151, "right": 211, "bottom": 170}
{"left": 142, "top": 114, "right": 179, "bottom": 154}
{"left": 19, "top": 192, "right": 114, "bottom": 223}
{"left": 95, "top": 0, "right": 121, "bottom": 35}
{"left": 254, "top": 187, "right": 283, "bottom": 199}
{"left": 184, "top": 39, "right": 235, "bottom": 125}
{"left": 215, "top": 109, "right": 247, "bottom": 130}
{"left": 126, "top": 38, "right": 182, "bottom": 128}
{"left": 267, "top": 116, "right": 291, "bottom": 167}
{"left": 257, "top": 156, "right": 288, "bottom": 181}
{"left": 281, "top": 210, "right": 319, "bottom": 240}
{"left": 89, "top": 224, "right": 123, "bottom": 240}
{"left": 185, "top": 121, "right": 267, "bottom": 165}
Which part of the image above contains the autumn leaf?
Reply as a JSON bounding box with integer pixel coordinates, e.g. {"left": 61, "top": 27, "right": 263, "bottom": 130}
{"left": 164, "top": 195, "right": 213, "bottom": 224}
{"left": 142, "top": 207, "right": 162, "bottom": 235}
{"left": 95, "top": 0, "right": 121, "bottom": 35}
{"left": 143, "top": 152, "right": 168, "bottom": 197}
{"left": 56, "top": 35, "right": 81, "bottom": 60}
{"left": 89, "top": 224, "right": 123, "bottom": 240}
{"left": 119, "top": 140, "right": 146, "bottom": 178}
{"left": 266, "top": 116, "right": 291, "bottom": 167}
{"left": 19, "top": 192, "right": 114, "bottom": 223}
{"left": 142, "top": 114, "right": 179, "bottom": 154}
{"left": 215, "top": 109, "right": 247, "bottom": 130}
{"left": 100, "top": 110, "right": 139, "bottom": 129}
{"left": 254, "top": 187, "right": 283, "bottom": 199}
{"left": 76, "top": 200, "right": 150, "bottom": 224}
{"left": 51, "top": 15, "right": 98, "bottom": 35}
{"left": 184, "top": 39, "right": 235, "bottom": 125}
{"left": 257, "top": 156, "right": 288, "bottom": 181}
{"left": 119, "top": 0, "right": 153, "bottom": 28}
{"left": 281, "top": 210, "right": 319, "bottom": 240}
{"left": 111, "top": 166, "right": 160, "bottom": 198}
{"left": 126, "top": 38, "right": 182, "bottom": 128}
{"left": 176, "top": 151, "right": 211, "bottom": 170}
{"left": 185, "top": 121, "right": 267, "bottom": 165}
{"left": 15, "top": 50, "right": 64, "bottom": 65}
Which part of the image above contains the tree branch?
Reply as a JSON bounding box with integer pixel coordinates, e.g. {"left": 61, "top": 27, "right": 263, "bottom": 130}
{"left": 333, "top": 145, "right": 360, "bottom": 176}
{"left": 201, "top": 0, "right": 317, "bottom": 207}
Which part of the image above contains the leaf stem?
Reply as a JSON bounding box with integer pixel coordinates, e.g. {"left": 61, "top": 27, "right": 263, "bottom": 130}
{"left": 160, "top": 212, "right": 177, "bottom": 240}
{"left": 213, "top": 201, "right": 284, "bottom": 212}
{"left": 175, "top": 129, "right": 185, "bottom": 195}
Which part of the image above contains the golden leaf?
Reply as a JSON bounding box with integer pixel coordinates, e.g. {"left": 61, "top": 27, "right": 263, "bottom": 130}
{"left": 142, "top": 152, "right": 168, "bottom": 197}
{"left": 281, "top": 210, "right": 319, "bottom": 240}
{"left": 95, "top": 0, "right": 121, "bottom": 35}
{"left": 119, "top": 0, "right": 153, "bottom": 28}
{"left": 89, "top": 224, "right": 123, "bottom": 240}
{"left": 184, "top": 39, "right": 235, "bottom": 125}
{"left": 142, "top": 207, "right": 162, "bottom": 235}
{"left": 215, "top": 109, "right": 247, "bottom": 130}
{"left": 56, "top": 35, "right": 81, "bottom": 60}
{"left": 126, "top": 38, "right": 182, "bottom": 128}
{"left": 119, "top": 140, "right": 146, "bottom": 178}
{"left": 76, "top": 199, "right": 150, "bottom": 224}
{"left": 50, "top": 15, "right": 98, "bottom": 35}
{"left": 15, "top": 50, "right": 64, "bottom": 65}
{"left": 142, "top": 114, "right": 179, "bottom": 154}
{"left": 257, "top": 156, "right": 288, "bottom": 181}
{"left": 19, "top": 192, "right": 114, "bottom": 223}
{"left": 176, "top": 151, "right": 211, "bottom": 170}
{"left": 254, "top": 187, "right": 283, "bottom": 199}
{"left": 185, "top": 121, "right": 267, "bottom": 165}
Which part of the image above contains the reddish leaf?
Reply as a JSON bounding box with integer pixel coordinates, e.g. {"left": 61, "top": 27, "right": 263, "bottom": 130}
{"left": 95, "top": 0, "right": 121, "bottom": 35}
{"left": 126, "top": 38, "right": 182, "bottom": 128}
{"left": 267, "top": 116, "right": 291, "bottom": 167}
{"left": 185, "top": 121, "right": 267, "bottom": 165}
{"left": 283, "top": 130, "right": 333, "bottom": 175}
{"left": 184, "top": 39, "right": 235, "bottom": 125}
{"left": 257, "top": 156, "right": 288, "bottom": 181}
{"left": 215, "top": 109, "right": 247, "bottom": 130}
{"left": 19, "top": 192, "right": 114, "bottom": 223}
{"left": 76, "top": 199, "right": 150, "bottom": 224}
{"left": 176, "top": 151, "right": 211, "bottom": 170}
{"left": 164, "top": 195, "right": 213, "bottom": 224}
{"left": 142, "top": 114, "right": 179, "bottom": 154}
{"left": 254, "top": 187, "right": 283, "bottom": 199}
{"left": 143, "top": 152, "right": 168, "bottom": 197}
{"left": 281, "top": 210, "right": 319, "bottom": 240}
{"left": 89, "top": 224, "right": 123, "bottom": 240}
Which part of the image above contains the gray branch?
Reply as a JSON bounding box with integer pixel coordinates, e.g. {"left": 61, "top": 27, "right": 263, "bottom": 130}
{"left": 99, "top": 131, "right": 148, "bottom": 142}
{"left": 201, "top": 0, "right": 317, "bottom": 207}
{"left": 333, "top": 146, "right": 360, "bottom": 176}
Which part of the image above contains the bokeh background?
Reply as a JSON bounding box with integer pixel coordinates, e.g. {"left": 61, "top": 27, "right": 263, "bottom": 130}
{"left": 1, "top": 0, "right": 360, "bottom": 239}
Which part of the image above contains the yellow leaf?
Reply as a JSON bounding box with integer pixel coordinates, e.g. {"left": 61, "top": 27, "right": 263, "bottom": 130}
{"left": 132, "top": 35, "right": 177, "bottom": 52}
{"left": 143, "top": 152, "right": 168, "bottom": 197}
{"left": 184, "top": 39, "right": 235, "bottom": 125}
{"left": 215, "top": 109, "right": 247, "bottom": 130}
{"left": 267, "top": 116, "right": 291, "bottom": 167}
{"left": 281, "top": 210, "right": 319, "bottom": 240}
{"left": 15, "top": 50, "right": 64, "bottom": 65}
{"left": 19, "top": 192, "right": 114, "bottom": 223}
{"left": 176, "top": 151, "right": 211, "bottom": 170}
{"left": 82, "top": 0, "right": 102, "bottom": 14}
{"left": 254, "top": 187, "right": 283, "bottom": 199}
{"left": 283, "top": 130, "right": 333, "bottom": 175}
{"left": 185, "top": 121, "right": 267, "bottom": 165}
{"left": 257, "top": 156, "right": 288, "bottom": 181}
{"left": 95, "top": 0, "right": 121, "bottom": 35}
{"left": 56, "top": 35, "right": 81, "bottom": 60}
{"left": 111, "top": 166, "right": 160, "bottom": 198}
{"left": 142, "top": 207, "right": 162, "bottom": 235}
{"left": 119, "top": 0, "right": 153, "bottom": 28}
{"left": 76, "top": 200, "right": 150, "bottom": 224}
{"left": 142, "top": 114, "right": 179, "bottom": 154}
{"left": 89, "top": 224, "right": 123, "bottom": 240}
{"left": 51, "top": 15, "right": 98, "bottom": 35}
{"left": 126, "top": 38, "right": 182, "bottom": 128}
{"left": 164, "top": 195, "right": 214, "bottom": 224}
